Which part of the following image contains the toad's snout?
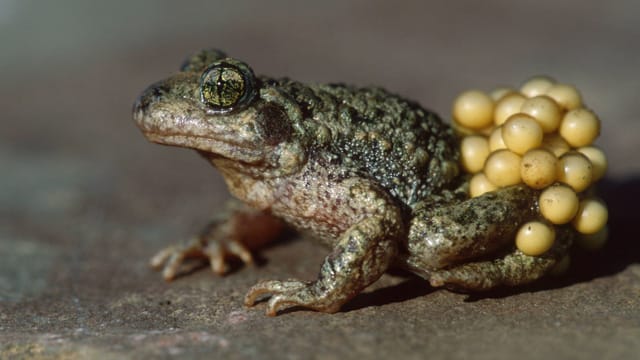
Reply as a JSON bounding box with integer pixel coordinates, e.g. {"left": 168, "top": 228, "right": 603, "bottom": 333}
{"left": 132, "top": 81, "right": 168, "bottom": 132}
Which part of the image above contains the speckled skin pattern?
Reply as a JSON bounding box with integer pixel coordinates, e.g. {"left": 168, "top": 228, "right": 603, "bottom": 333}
{"left": 133, "top": 49, "right": 574, "bottom": 316}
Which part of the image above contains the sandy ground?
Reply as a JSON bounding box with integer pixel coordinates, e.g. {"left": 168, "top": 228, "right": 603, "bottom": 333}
{"left": 1, "top": 1, "right": 639, "bottom": 359}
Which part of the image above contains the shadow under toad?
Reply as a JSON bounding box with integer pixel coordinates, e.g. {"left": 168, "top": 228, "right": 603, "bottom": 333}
{"left": 342, "top": 275, "right": 435, "bottom": 312}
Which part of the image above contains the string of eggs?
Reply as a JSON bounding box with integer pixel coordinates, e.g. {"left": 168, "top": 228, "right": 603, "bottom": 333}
{"left": 452, "top": 76, "right": 608, "bottom": 261}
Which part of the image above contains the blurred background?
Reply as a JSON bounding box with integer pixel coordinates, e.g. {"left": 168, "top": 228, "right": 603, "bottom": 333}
{"left": 1, "top": 1, "right": 638, "bottom": 358}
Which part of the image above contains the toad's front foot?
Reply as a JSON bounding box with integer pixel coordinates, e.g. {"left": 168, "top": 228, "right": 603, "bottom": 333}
{"left": 244, "top": 204, "right": 401, "bottom": 316}
{"left": 244, "top": 280, "right": 339, "bottom": 316}
{"left": 150, "top": 235, "right": 253, "bottom": 280}
{"left": 150, "top": 203, "right": 284, "bottom": 280}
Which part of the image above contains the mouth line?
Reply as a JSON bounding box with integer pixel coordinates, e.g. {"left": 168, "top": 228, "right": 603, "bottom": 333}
{"left": 144, "top": 131, "right": 235, "bottom": 147}
{"left": 143, "top": 132, "right": 263, "bottom": 163}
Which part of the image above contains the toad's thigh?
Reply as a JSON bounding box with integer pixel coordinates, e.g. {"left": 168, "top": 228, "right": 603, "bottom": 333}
{"left": 404, "top": 185, "right": 539, "bottom": 271}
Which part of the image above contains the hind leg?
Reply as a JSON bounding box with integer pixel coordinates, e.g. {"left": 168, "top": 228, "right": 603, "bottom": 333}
{"left": 429, "top": 227, "right": 574, "bottom": 290}
{"left": 401, "top": 184, "right": 573, "bottom": 289}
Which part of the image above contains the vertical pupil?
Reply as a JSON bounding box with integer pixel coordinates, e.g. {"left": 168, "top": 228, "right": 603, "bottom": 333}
{"left": 208, "top": 68, "right": 240, "bottom": 107}
{"left": 214, "top": 71, "right": 224, "bottom": 105}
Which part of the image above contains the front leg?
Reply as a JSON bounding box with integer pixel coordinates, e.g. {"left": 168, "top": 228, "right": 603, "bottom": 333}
{"left": 245, "top": 216, "right": 399, "bottom": 315}
{"left": 151, "top": 201, "right": 284, "bottom": 280}
{"left": 244, "top": 182, "right": 403, "bottom": 316}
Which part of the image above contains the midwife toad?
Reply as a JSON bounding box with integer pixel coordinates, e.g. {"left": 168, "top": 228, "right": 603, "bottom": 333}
{"left": 133, "top": 49, "right": 573, "bottom": 316}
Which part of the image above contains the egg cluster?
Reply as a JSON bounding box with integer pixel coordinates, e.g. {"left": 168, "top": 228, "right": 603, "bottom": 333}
{"left": 452, "top": 76, "right": 609, "bottom": 258}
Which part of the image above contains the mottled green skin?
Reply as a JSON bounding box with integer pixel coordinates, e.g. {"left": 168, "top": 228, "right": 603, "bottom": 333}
{"left": 257, "top": 78, "right": 460, "bottom": 206}
{"left": 134, "top": 49, "right": 572, "bottom": 316}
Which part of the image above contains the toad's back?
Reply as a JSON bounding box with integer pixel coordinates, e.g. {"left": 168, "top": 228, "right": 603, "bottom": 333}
{"left": 268, "top": 78, "right": 461, "bottom": 206}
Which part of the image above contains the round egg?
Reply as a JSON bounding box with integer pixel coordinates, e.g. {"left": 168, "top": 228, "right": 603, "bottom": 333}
{"left": 520, "top": 76, "right": 555, "bottom": 98}
{"left": 559, "top": 108, "right": 600, "bottom": 147}
{"left": 520, "top": 95, "right": 563, "bottom": 133}
{"left": 494, "top": 93, "right": 526, "bottom": 126}
{"left": 489, "top": 126, "right": 507, "bottom": 152}
{"left": 539, "top": 185, "right": 579, "bottom": 224}
{"left": 502, "top": 114, "right": 544, "bottom": 155}
{"left": 516, "top": 221, "right": 556, "bottom": 256}
{"left": 453, "top": 90, "right": 495, "bottom": 130}
{"left": 541, "top": 133, "right": 571, "bottom": 157}
{"left": 460, "top": 135, "right": 491, "bottom": 173}
{"left": 577, "top": 146, "right": 607, "bottom": 181}
{"left": 520, "top": 149, "right": 558, "bottom": 189}
{"left": 484, "top": 149, "right": 522, "bottom": 187}
{"left": 546, "top": 83, "right": 582, "bottom": 110}
{"left": 557, "top": 152, "right": 593, "bottom": 193}
{"left": 469, "top": 173, "right": 498, "bottom": 197}
{"left": 573, "top": 198, "right": 608, "bottom": 234}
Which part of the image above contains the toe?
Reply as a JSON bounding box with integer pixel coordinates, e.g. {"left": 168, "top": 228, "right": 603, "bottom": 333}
{"left": 227, "top": 241, "right": 254, "bottom": 265}
{"left": 266, "top": 295, "right": 294, "bottom": 316}
{"left": 162, "top": 252, "right": 186, "bottom": 281}
{"left": 244, "top": 280, "right": 309, "bottom": 309}
{"left": 244, "top": 280, "right": 280, "bottom": 306}
{"left": 149, "top": 247, "right": 174, "bottom": 269}
{"left": 204, "top": 242, "right": 227, "bottom": 275}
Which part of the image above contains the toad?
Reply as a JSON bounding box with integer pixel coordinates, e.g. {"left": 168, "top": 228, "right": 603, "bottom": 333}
{"left": 133, "top": 49, "right": 572, "bottom": 316}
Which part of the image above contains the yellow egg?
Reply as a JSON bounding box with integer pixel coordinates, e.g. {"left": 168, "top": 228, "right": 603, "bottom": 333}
{"left": 489, "top": 126, "right": 507, "bottom": 152}
{"left": 520, "top": 95, "right": 563, "bottom": 133}
{"left": 494, "top": 93, "right": 526, "bottom": 126}
{"left": 460, "top": 135, "right": 490, "bottom": 173}
{"left": 490, "top": 87, "right": 515, "bottom": 101}
{"left": 520, "top": 76, "right": 555, "bottom": 98}
{"left": 546, "top": 83, "right": 582, "bottom": 110}
{"left": 502, "top": 114, "right": 544, "bottom": 155}
{"left": 520, "top": 149, "right": 558, "bottom": 189}
{"left": 541, "top": 133, "right": 571, "bottom": 157}
{"left": 516, "top": 221, "right": 556, "bottom": 256}
{"left": 469, "top": 173, "right": 498, "bottom": 197}
{"left": 577, "top": 146, "right": 607, "bottom": 181}
{"left": 573, "top": 198, "right": 608, "bottom": 234}
{"left": 557, "top": 152, "right": 593, "bottom": 192}
{"left": 539, "top": 185, "right": 579, "bottom": 224}
{"left": 559, "top": 108, "right": 600, "bottom": 147}
{"left": 484, "top": 149, "right": 522, "bottom": 187}
{"left": 576, "top": 226, "right": 608, "bottom": 251}
{"left": 453, "top": 90, "right": 495, "bottom": 130}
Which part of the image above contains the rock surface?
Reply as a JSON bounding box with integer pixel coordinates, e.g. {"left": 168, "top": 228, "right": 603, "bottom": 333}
{"left": 1, "top": 1, "right": 639, "bottom": 359}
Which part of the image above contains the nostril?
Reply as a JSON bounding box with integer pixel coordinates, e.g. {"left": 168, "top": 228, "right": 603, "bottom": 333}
{"left": 132, "top": 99, "right": 144, "bottom": 124}
{"left": 132, "top": 95, "right": 156, "bottom": 131}
{"left": 136, "top": 81, "right": 169, "bottom": 109}
{"left": 140, "top": 86, "right": 158, "bottom": 109}
{"left": 132, "top": 96, "right": 142, "bottom": 113}
{"left": 132, "top": 93, "right": 151, "bottom": 123}
{"left": 132, "top": 81, "right": 169, "bottom": 125}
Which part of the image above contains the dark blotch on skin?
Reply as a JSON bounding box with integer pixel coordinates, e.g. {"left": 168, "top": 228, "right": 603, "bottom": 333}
{"left": 255, "top": 102, "right": 293, "bottom": 146}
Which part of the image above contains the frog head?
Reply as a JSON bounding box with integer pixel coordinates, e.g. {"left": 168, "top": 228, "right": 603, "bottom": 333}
{"left": 133, "top": 49, "right": 306, "bottom": 178}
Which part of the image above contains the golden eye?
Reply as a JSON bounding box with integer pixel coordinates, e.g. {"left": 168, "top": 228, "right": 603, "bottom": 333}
{"left": 200, "top": 60, "right": 256, "bottom": 112}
